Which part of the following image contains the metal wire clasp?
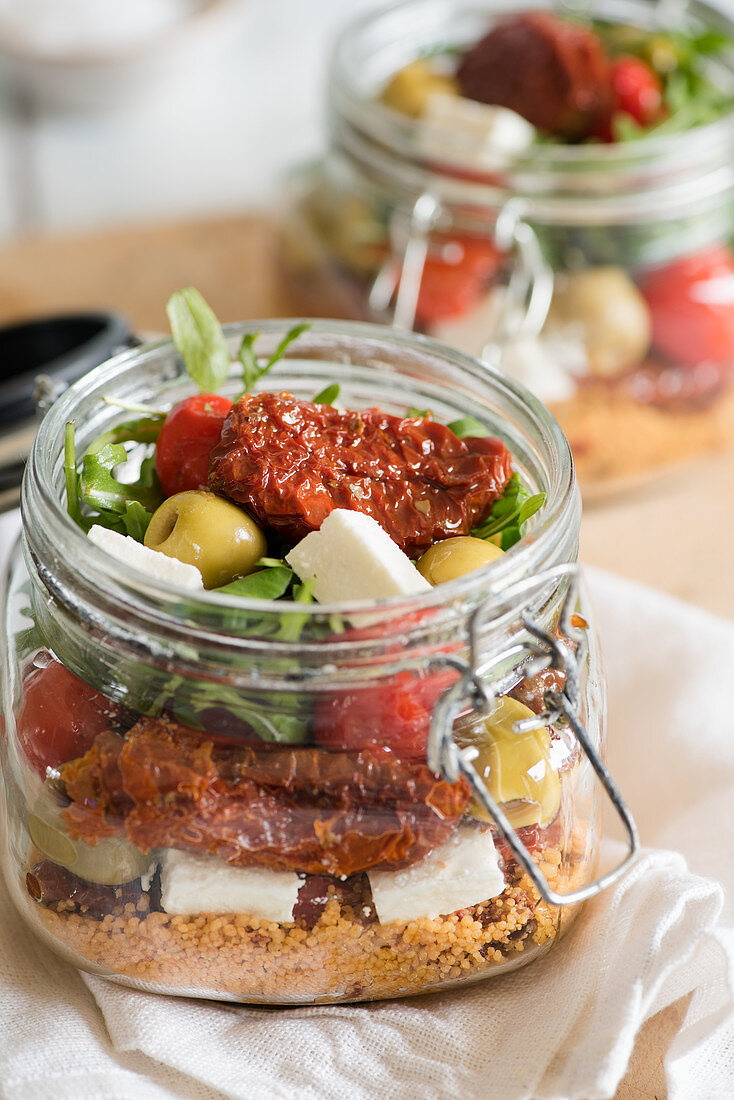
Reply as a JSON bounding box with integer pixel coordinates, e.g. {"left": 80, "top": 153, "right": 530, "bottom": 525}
{"left": 368, "top": 193, "right": 554, "bottom": 344}
{"left": 428, "top": 563, "right": 639, "bottom": 906}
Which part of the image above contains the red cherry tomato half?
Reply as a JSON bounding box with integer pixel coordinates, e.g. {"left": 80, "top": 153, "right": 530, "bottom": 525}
{"left": 611, "top": 55, "right": 663, "bottom": 126}
{"left": 594, "top": 55, "right": 664, "bottom": 141}
{"left": 639, "top": 245, "right": 734, "bottom": 369}
{"left": 314, "top": 666, "right": 457, "bottom": 760}
{"left": 17, "top": 659, "right": 117, "bottom": 776}
{"left": 413, "top": 236, "right": 504, "bottom": 326}
{"left": 155, "top": 392, "right": 233, "bottom": 498}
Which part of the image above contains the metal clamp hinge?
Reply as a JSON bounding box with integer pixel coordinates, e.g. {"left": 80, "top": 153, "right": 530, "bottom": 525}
{"left": 428, "top": 564, "right": 639, "bottom": 906}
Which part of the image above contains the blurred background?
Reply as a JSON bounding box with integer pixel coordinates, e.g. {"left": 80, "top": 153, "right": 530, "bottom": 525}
{"left": 0, "top": 0, "right": 380, "bottom": 238}
{"left": 0, "top": 0, "right": 733, "bottom": 615}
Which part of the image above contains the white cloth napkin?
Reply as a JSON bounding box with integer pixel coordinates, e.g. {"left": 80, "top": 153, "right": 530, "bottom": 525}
{"left": 1, "top": 507, "right": 732, "bottom": 1100}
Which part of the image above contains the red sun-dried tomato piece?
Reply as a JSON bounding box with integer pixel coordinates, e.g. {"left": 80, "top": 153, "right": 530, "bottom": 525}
{"left": 208, "top": 392, "right": 512, "bottom": 557}
{"left": 457, "top": 11, "right": 612, "bottom": 140}
{"left": 60, "top": 718, "right": 470, "bottom": 877}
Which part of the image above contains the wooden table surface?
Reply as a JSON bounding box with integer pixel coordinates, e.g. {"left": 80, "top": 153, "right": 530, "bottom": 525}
{"left": 0, "top": 211, "right": 728, "bottom": 1097}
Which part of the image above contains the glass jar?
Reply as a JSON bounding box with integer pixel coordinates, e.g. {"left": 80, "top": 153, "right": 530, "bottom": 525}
{"left": 280, "top": 0, "right": 734, "bottom": 496}
{"left": 0, "top": 321, "right": 636, "bottom": 1004}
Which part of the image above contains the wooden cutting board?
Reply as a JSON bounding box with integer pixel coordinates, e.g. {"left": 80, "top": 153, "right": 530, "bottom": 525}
{"left": 0, "top": 211, "right": 720, "bottom": 1098}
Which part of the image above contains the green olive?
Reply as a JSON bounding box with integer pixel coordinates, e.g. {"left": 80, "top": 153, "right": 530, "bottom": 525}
{"left": 144, "top": 490, "right": 267, "bottom": 589}
{"left": 416, "top": 537, "right": 504, "bottom": 585}
{"left": 455, "top": 697, "right": 561, "bottom": 829}
{"left": 29, "top": 781, "right": 151, "bottom": 885}
{"left": 547, "top": 267, "right": 651, "bottom": 378}
{"left": 380, "top": 60, "right": 459, "bottom": 118}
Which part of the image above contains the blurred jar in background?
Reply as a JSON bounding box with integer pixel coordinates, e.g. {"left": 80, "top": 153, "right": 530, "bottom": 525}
{"left": 280, "top": 0, "right": 734, "bottom": 496}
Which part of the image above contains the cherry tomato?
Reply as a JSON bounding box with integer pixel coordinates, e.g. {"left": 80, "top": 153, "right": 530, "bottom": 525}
{"left": 314, "top": 666, "right": 457, "bottom": 760}
{"left": 17, "top": 659, "right": 117, "bottom": 776}
{"left": 413, "top": 236, "right": 504, "bottom": 325}
{"left": 611, "top": 55, "right": 663, "bottom": 125}
{"left": 639, "top": 245, "right": 734, "bottom": 369}
{"left": 155, "top": 393, "right": 233, "bottom": 498}
{"left": 594, "top": 55, "right": 664, "bottom": 141}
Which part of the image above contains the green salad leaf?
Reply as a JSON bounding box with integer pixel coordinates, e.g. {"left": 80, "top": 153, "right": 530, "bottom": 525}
{"left": 313, "top": 383, "right": 340, "bottom": 406}
{"left": 65, "top": 417, "right": 164, "bottom": 535}
{"left": 446, "top": 415, "right": 488, "bottom": 438}
{"left": 166, "top": 287, "right": 232, "bottom": 394}
{"left": 239, "top": 321, "right": 311, "bottom": 394}
{"left": 216, "top": 562, "right": 294, "bottom": 601}
{"left": 472, "top": 474, "right": 546, "bottom": 550}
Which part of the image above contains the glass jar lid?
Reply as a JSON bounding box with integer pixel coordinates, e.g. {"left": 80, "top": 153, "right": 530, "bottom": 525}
{"left": 329, "top": 0, "right": 734, "bottom": 224}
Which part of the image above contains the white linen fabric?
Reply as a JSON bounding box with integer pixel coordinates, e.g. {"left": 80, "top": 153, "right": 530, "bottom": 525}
{"left": 0, "top": 505, "right": 732, "bottom": 1100}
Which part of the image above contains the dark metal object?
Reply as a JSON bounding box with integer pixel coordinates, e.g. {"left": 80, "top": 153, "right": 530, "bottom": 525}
{"left": 0, "top": 311, "right": 134, "bottom": 513}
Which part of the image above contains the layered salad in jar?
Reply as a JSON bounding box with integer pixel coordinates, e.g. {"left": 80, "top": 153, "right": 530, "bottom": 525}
{"left": 9, "top": 294, "right": 595, "bottom": 1003}
{"left": 285, "top": 4, "right": 734, "bottom": 491}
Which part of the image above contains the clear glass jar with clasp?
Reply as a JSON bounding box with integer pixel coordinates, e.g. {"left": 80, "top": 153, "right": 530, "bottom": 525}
{"left": 280, "top": 0, "right": 734, "bottom": 497}
{"left": 0, "top": 321, "right": 636, "bottom": 1004}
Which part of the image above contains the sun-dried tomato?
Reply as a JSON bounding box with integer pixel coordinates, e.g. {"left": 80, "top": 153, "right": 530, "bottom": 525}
{"left": 208, "top": 392, "right": 512, "bottom": 557}
{"left": 457, "top": 12, "right": 612, "bottom": 140}
{"left": 60, "top": 718, "right": 470, "bottom": 877}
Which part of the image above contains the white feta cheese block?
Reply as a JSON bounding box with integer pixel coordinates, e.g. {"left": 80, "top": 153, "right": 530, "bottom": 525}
{"left": 286, "top": 508, "right": 431, "bottom": 603}
{"left": 88, "top": 525, "right": 204, "bottom": 590}
{"left": 159, "top": 849, "right": 301, "bottom": 923}
{"left": 418, "top": 92, "right": 536, "bottom": 167}
{"left": 368, "top": 826, "right": 505, "bottom": 925}
{"left": 499, "top": 336, "right": 579, "bottom": 404}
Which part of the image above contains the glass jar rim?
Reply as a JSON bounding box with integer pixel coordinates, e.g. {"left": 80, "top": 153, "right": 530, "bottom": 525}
{"left": 328, "top": 0, "right": 734, "bottom": 221}
{"left": 23, "top": 318, "right": 578, "bottom": 646}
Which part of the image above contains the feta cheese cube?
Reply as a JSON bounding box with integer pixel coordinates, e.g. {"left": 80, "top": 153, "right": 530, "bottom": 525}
{"left": 286, "top": 509, "right": 431, "bottom": 603}
{"left": 418, "top": 93, "right": 536, "bottom": 167}
{"left": 368, "top": 826, "right": 505, "bottom": 925}
{"left": 159, "top": 849, "right": 301, "bottom": 923}
{"left": 88, "top": 525, "right": 204, "bottom": 590}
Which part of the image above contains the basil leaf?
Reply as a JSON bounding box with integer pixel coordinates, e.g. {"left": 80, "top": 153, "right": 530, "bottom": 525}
{"left": 313, "top": 383, "right": 340, "bottom": 406}
{"left": 216, "top": 565, "right": 294, "bottom": 601}
{"left": 447, "top": 415, "right": 488, "bottom": 438}
{"left": 166, "top": 287, "right": 231, "bottom": 394}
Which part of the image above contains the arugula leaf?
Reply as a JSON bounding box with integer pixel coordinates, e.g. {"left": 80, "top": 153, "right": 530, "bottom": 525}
{"left": 172, "top": 685, "right": 310, "bottom": 744}
{"left": 166, "top": 287, "right": 231, "bottom": 394}
{"left": 407, "top": 406, "right": 431, "bottom": 418}
{"left": 80, "top": 441, "right": 161, "bottom": 516}
{"left": 277, "top": 578, "right": 315, "bottom": 643}
{"left": 472, "top": 473, "right": 546, "bottom": 549}
{"left": 447, "top": 415, "right": 488, "bottom": 438}
{"left": 216, "top": 564, "right": 294, "bottom": 601}
{"left": 313, "top": 383, "right": 340, "bottom": 406}
{"left": 64, "top": 421, "right": 83, "bottom": 526}
{"left": 91, "top": 415, "right": 166, "bottom": 449}
{"left": 120, "top": 500, "right": 154, "bottom": 540}
{"left": 238, "top": 332, "right": 261, "bottom": 392}
{"left": 238, "top": 322, "right": 312, "bottom": 394}
{"left": 65, "top": 416, "right": 164, "bottom": 534}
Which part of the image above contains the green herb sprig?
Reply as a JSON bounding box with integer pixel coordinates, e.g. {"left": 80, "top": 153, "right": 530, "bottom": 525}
{"left": 472, "top": 473, "right": 546, "bottom": 550}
